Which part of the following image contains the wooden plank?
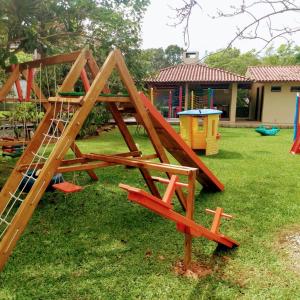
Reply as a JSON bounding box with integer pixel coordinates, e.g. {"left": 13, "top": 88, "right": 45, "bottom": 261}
{"left": 0, "top": 104, "right": 60, "bottom": 215}
{"left": 0, "top": 50, "right": 117, "bottom": 270}
{"left": 205, "top": 208, "right": 232, "bottom": 219}
{"left": 59, "top": 49, "right": 89, "bottom": 93}
{"left": 85, "top": 54, "right": 161, "bottom": 199}
{"left": 184, "top": 170, "right": 196, "bottom": 270}
{"left": 140, "top": 92, "right": 224, "bottom": 192}
{"left": 6, "top": 51, "right": 82, "bottom": 72}
{"left": 0, "top": 66, "right": 20, "bottom": 99}
{"left": 114, "top": 50, "right": 187, "bottom": 209}
{"left": 0, "top": 140, "right": 29, "bottom": 147}
{"left": 83, "top": 154, "right": 196, "bottom": 175}
{"left": 0, "top": 98, "right": 48, "bottom": 103}
{"left": 120, "top": 183, "right": 238, "bottom": 247}
{"left": 151, "top": 176, "right": 188, "bottom": 188}
{"left": 97, "top": 96, "right": 130, "bottom": 103}
{"left": 210, "top": 207, "right": 223, "bottom": 234}
{"left": 107, "top": 103, "right": 161, "bottom": 198}
{"left": 48, "top": 96, "right": 83, "bottom": 105}
{"left": 162, "top": 175, "right": 178, "bottom": 204}
{"left": 24, "top": 61, "right": 98, "bottom": 182}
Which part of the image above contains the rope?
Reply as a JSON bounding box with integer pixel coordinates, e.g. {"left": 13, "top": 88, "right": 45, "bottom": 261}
{"left": 0, "top": 97, "right": 75, "bottom": 240}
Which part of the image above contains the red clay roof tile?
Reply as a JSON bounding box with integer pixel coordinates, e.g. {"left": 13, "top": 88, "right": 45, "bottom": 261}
{"left": 247, "top": 66, "right": 300, "bottom": 82}
{"left": 145, "top": 63, "right": 252, "bottom": 83}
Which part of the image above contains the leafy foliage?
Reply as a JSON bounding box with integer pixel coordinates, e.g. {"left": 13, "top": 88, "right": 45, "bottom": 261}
{"left": 78, "top": 104, "right": 110, "bottom": 138}
{"left": 2, "top": 102, "right": 43, "bottom": 139}
{"left": 204, "top": 44, "right": 300, "bottom": 76}
{"left": 204, "top": 48, "right": 261, "bottom": 75}
{"left": 261, "top": 44, "right": 300, "bottom": 66}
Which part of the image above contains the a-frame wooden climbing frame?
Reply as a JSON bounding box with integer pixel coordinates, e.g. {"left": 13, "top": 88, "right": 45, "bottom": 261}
{"left": 0, "top": 48, "right": 238, "bottom": 272}
{"left": 0, "top": 51, "right": 99, "bottom": 181}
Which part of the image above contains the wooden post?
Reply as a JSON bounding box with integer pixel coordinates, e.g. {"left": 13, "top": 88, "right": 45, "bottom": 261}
{"left": 184, "top": 170, "right": 196, "bottom": 270}
{"left": 184, "top": 83, "right": 189, "bottom": 110}
{"left": 150, "top": 87, "right": 154, "bottom": 105}
{"left": 168, "top": 90, "right": 172, "bottom": 118}
{"left": 179, "top": 86, "right": 183, "bottom": 112}
{"left": 26, "top": 68, "right": 34, "bottom": 101}
{"left": 191, "top": 90, "right": 194, "bottom": 109}
{"left": 80, "top": 69, "right": 90, "bottom": 92}
{"left": 230, "top": 83, "right": 237, "bottom": 123}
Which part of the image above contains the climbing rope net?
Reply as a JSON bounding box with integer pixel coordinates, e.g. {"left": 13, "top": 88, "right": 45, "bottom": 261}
{"left": 0, "top": 98, "right": 75, "bottom": 240}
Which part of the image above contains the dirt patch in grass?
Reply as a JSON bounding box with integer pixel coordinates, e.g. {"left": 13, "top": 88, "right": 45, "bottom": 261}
{"left": 173, "top": 260, "right": 213, "bottom": 279}
{"left": 278, "top": 227, "right": 300, "bottom": 275}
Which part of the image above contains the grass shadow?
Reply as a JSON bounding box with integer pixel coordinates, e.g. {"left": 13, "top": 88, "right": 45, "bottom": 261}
{"left": 205, "top": 149, "right": 243, "bottom": 160}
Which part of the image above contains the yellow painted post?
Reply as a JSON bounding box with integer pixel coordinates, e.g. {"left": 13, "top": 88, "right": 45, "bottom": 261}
{"left": 150, "top": 87, "right": 154, "bottom": 105}
{"left": 191, "top": 91, "right": 194, "bottom": 109}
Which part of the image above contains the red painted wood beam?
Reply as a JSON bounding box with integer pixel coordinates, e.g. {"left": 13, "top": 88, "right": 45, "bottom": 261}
{"left": 80, "top": 69, "right": 91, "bottom": 91}
{"left": 26, "top": 68, "right": 34, "bottom": 101}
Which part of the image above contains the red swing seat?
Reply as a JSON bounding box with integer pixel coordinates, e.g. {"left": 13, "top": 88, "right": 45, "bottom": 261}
{"left": 52, "top": 181, "right": 83, "bottom": 193}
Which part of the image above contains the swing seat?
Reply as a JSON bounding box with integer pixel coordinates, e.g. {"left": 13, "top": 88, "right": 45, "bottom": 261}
{"left": 52, "top": 181, "right": 83, "bottom": 193}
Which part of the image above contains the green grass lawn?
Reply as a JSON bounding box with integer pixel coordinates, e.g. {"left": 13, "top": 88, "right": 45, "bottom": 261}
{"left": 0, "top": 126, "right": 299, "bottom": 299}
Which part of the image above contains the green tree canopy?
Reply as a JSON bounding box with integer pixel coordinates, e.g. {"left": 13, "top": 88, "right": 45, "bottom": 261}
{"left": 0, "top": 0, "right": 149, "bottom": 68}
{"left": 139, "top": 44, "right": 184, "bottom": 78}
{"left": 204, "top": 48, "right": 261, "bottom": 75}
{"left": 261, "top": 44, "right": 300, "bottom": 66}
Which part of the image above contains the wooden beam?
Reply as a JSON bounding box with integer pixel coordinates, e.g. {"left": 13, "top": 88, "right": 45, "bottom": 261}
{"left": 48, "top": 96, "right": 83, "bottom": 105}
{"left": 83, "top": 154, "right": 197, "bottom": 175}
{"left": 151, "top": 176, "right": 188, "bottom": 188}
{"left": 0, "top": 140, "right": 30, "bottom": 147}
{"left": 58, "top": 49, "right": 89, "bottom": 93}
{"left": 114, "top": 50, "right": 187, "bottom": 209}
{"left": 107, "top": 103, "right": 161, "bottom": 198}
{"left": 0, "top": 98, "right": 48, "bottom": 103}
{"left": 0, "top": 66, "right": 20, "bottom": 99}
{"left": 96, "top": 96, "right": 130, "bottom": 103}
{"left": 0, "top": 51, "right": 117, "bottom": 270}
{"left": 6, "top": 51, "right": 82, "bottom": 72}
{"left": 184, "top": 170, "right": 196, "bottom": 270}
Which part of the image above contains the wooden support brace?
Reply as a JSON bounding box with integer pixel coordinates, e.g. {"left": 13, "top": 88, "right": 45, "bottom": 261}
{"left": 151, "top": 176, "right": 188, "bottom": 188}
{"left": 162, "top": 175, "right": 179, "bottom": 205}
{"left": 205, "top": 207, "right": 233, "bottom": 234}
{"left": 80, "top": 69, "right": 90, "bottom": 91}
{"left": 11, "top": 65, "right": 23, "bottom": 101}
{"left": 48, "top": 97, "right": 84, "bottom": 105}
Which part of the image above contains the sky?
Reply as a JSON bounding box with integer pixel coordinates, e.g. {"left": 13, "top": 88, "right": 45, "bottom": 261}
{"left": 141, "top": 0, "right": 300, "bottom": 56}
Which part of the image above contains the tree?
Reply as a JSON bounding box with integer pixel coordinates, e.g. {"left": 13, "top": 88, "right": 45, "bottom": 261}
{"left": 0, "top": 0, "right": 150, "bottom": 66}
{"left": 261, "top": 44, "right": 300, "bottom": 65}
{"left": 165, "top": 45, "right": 183, "bottom": 65}
{"left": 204, "top": 48, "right": 261, "bottom": 75}
{"left": 137, "top": 45, "right": 184, "bottom": 80}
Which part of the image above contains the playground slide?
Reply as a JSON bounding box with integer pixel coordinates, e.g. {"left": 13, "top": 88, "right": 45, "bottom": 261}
{"left": 291, "top": 136, "right": 300, "bottom": 154}
{"left": 140, "top": 93, "right": 224, "bottom": 192}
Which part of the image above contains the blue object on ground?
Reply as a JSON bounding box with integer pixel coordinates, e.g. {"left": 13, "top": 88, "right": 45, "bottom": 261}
{"left": 255, "top": 125, "right": 280, "bottom": 136}
{"left": 19, "top": 170, "right": 64, "bottom": 193}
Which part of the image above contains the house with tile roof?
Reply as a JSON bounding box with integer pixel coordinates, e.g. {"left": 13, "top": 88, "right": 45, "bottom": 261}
{"left": 246, "top": 66, "right": 300, "bottom": 124}
{"left": 145, "top": 52, "right": 253, "bottom": 123}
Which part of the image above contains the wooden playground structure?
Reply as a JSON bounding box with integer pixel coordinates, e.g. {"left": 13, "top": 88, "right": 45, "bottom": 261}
{"left": 178, "top": 109, "right": 222, "bottom": 155}
{"left": 0, "top": 49, "right": 238, "bottom": 272}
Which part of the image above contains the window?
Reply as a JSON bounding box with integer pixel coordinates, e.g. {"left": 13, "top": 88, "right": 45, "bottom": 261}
{"left": 186, "top": 52, "right": 197, "bottom": 58}
{"left": 271, "top": 86, "right": 281, "bottom": 92}
{"left": 290, "top": 86, "right": 300, "bottom": 92}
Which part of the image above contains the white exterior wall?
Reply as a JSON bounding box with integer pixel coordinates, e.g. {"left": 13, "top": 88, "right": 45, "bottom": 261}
{"left": 261, "top": 82, "right": 300, "bottom": 124}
